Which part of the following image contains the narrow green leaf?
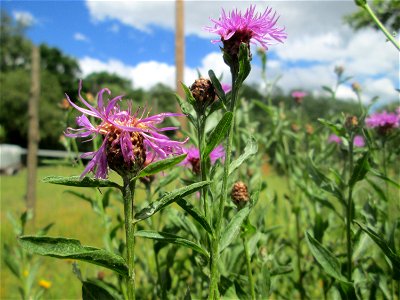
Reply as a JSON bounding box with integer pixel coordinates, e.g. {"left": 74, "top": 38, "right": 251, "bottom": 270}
{"left": 181, "top": 82, "right": 196, "bottom": 106}
{"left": 176, "top": 198, "right": 213, "bottom": 235}
{"left": 318, "top": 119, "right": 346, "bottom": 137}
{"left": 229, "top": 136, "right": 258, "bottom": 175}
{"left": 134, "top": 181, "right": 211, "bottom": 221}
{"left": 370, "top": 169, "right": 400, "bottom": 188}
{"left": 305, "top": 232, "right": 350, "bottom": 284}
{"left": 355, "top": 221, "right": 400, "bottom": 279}
{"left": 19, "top": 236, "right": 128, "bottom": 277}
{"left": 135, "top": 230, "right": 209, "bottom": 259}
{"left": 349, "top": 152, "right": 370, "bottom": 188}
{"left": 3, "top": 245, "right": 20, "bottom": 278}
{"left": 136, "top": 154, "right": 187, "bottom": 179}
{"left": 219, "top": 206, "right": 251, "bottom": 253}
{"left": 366, "top": 178, "right": 388, "bottom": 202}
{"left": 82, "top": 280, "right": 122, "bottom": 300}
{"left": 203, "top": 112, "right": 233, "bottom": 158}
{"left": 322, "top": 85, "right": 334, "bottom": 95}
{"left": 175, "top": 94, "right": 196, "bottom": 126}
{"left": 208, "top": 69, "right": 226, "bottom": 103}
{"left": 43, "top": 176, "right": 121, "bottom": 189}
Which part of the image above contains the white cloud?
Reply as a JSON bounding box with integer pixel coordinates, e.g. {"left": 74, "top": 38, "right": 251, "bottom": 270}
{"left": 74, "top": 32, "right": 90, "bottom": 42}
{"left": 81, "top": 1, "right": 398, "bottom": 103}
{"left": 12, "top": 10, "right": 36, "bottom": 26}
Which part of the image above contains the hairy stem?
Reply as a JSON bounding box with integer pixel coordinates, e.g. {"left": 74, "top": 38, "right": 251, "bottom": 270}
{"left": 123, "top": 177, "right": 136, "bottom": 300}
{"left": 346, "top": 137, "right": 355, "bottom": 282}
{"left": 362, "top": 3, "right": 400, "bottom": 51}
{"left": 243, "top": 234, "right": 256, "bottom": 300}
{"left": 209, "top": 71, "right": 238, "bottom": 300}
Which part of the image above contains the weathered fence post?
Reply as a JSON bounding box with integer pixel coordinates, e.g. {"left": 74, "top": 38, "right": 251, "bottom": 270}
{"left": 175, "top": 0, "right": 187, "bottom": 130}
{"left": 26, "top": 45, "right": 40, "bottom": 220}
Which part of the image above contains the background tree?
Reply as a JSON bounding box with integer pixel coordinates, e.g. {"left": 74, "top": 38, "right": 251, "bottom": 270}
{"left": 344, "top": 0, "right": 400, "bottom": 32}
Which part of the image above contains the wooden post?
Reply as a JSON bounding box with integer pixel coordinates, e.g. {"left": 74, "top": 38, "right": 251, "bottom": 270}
{"left": 175, "top": 0, "right": 187, "bottom": 130}
{"left": 26, "top": 45, "right": 40, "bottom": 219}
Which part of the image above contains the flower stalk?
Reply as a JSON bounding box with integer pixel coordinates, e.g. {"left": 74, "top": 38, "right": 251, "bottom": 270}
{"left": 123, "top": 176, "right": 136, "bottom": 300}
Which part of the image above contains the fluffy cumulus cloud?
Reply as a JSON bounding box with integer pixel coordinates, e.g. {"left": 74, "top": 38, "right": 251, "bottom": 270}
{"left": 83, "top": 0, "right": 398, "bottom": 103}
{"left": 12, "top": 10, "right": 36, "bottom": 26}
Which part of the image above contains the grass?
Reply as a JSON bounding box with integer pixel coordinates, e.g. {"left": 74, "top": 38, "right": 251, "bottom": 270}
{"left": 1, "top": 163, "right": 288, "bottom": 299}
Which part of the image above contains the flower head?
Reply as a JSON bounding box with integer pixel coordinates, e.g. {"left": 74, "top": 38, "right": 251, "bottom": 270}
{"left": 366, "top": 110, "right": 400, "bottom": 135}
{"left": 231, "top": 181, "right": 250, "bottom": 209}
{"left": 65, "top": 81, "right": 187, "bottom": 179}
{"left": 205, "top": 5, "right": 286, "bottom": 60}
{"left": 221, "top": 83, "right": 232, "bottom": 94}
{"left": 328, "top": 134, "right": 342, "bottom": 144}
{"left": 182, "top": 145, "right": 225, "bottom": 175}
{"left": 38, "top": 279, "right": 52, "bottom": 289}
{"left": 353, "top": 135, "right": 365, "bottom": 147}
{"left": 291, "top": 91, "right": 307, "bottom": 104}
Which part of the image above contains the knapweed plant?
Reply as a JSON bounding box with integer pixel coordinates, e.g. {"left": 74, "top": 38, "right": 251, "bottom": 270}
{"left": 14, "top": 3, "right": 400, "bottom": 300}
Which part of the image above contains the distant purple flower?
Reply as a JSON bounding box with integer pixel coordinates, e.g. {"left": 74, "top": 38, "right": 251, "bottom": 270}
{"left": 182, "top": 145, "right": 225, "bottom": 174}
{"left": 221, "top": 84, "right": 232, "bottom": 94}
{"left": 353, "top": 135, "right": 365, "bottom": 147}
{"left": 328, "top": 134, "right": 342, "bottom": 144}
{"left": 291, "top": 91, "right": 307, "bottom": 104}
{"left": 366, "top": 110, "right": 400, "bottom": 135}
{"left": 65, "top": 81, "right": 187, "bottom": 179}
{"left": 205, "top": 5, "right": 287, "bottom": 58}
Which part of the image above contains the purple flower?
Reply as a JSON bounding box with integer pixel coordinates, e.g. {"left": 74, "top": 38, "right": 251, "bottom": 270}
{"left": 328, "top": 134, "right": 342, "bottom": 144}
{"left": 182, "top": 145, "right": 225, "bottom": 174}
{"left": 205, "top": 5, "right": 287, "bottom": 60}
{"left": 291, "top": 91, "right": 307, "bottom": 104}
{"left": 366, "top": 110, "right": 400, "bottom": 135}
{"left": 221, "top": 83, "right": 232, "bottom": 94}
{"left": 353, "top": 135, "right": 365, "bottom": 147}
{"left": 65, "top": 81, "right": 187, "bottom": 179}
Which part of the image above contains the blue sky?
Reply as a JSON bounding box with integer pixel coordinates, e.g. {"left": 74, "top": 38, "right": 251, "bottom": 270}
{"left": 2, "top": 0, "right": 399, "bottom": 105}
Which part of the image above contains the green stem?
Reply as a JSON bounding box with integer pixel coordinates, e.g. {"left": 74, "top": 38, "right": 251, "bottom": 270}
{"left": 198, "top": 116, "right": 209, "bottom": 219}
{"left": 295, "top": 205, "right": 305, "bottom": 300}
{"left": 346, "top": 136, "right": 355, "bottom": 282}
{"left": 209, "top": 71, "right": 238, "bottom": 300}
{"left": 123, "top": 177, "right": 136, "bottom": 300}
{"left": 362, "top": 3, "right": 400, "bottom": 51}
{"left": 242, "top": 234, "right": 256, "bottom": 300}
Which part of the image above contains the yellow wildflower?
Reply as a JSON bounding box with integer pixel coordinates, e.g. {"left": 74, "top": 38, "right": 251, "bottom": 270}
{"left": 38, "top": 279, "right": 52, "bottom": 289}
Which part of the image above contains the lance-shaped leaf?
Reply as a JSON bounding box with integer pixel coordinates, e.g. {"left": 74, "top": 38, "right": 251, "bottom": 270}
{"left": 370, "top": 168, "right": 400, "bottom": 189}
{"left": 19, "top": 236, "right": 128, "bottom": 277}
{"left": 176, "top": 198, "right": 213, "bottom": 235}
{"left": 181, "top": 82, "right": 197, "bottom": 106}
{"left": 202, "top": 112, "right": 233, "bottom": 159}
{"left": 135, "top": 230, "right": 209, "bottom": 259}
{"left": 318, "top": 118, "right": 346, "bottom": 137}
{"left": 219, "top": 206, "right": 251, "bottom": 253}
{"left": 135, "top": 154, "right": 186, "bottom": 179}
{"left": 82, "top": 280, "right": 123, "bottom": 300}
{"left": 229, "top": 136, "right": 258, "bottom": 175}
{"left": 305, "top": 232, "right": 350, "bottom": 284}
{"left": 355, "top": 221, "right": 400, "bottom": 279}
{"left": 134, "top": 181, "right": 211, "bottom": 221}
{"left": 43, "top": 176, "right": 121, "bottom": 189}
{"left": 208, "top": 69, "right": 227, "bottom": 103}
{"left": 349, "top": 152, "right": 370, "bottom": 188}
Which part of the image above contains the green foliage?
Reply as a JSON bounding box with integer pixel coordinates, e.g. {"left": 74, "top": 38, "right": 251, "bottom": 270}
{"left": 19, "top": 236, "right": 129, "bottom": 277}
{"left": 344, "top": 0, "right": 400, "bottom": 32}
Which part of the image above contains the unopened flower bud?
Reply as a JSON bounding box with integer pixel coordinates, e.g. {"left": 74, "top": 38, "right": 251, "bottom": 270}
{"left": 345, "top": 115, "right": 358, "bottom": 130}
{"left": 305, "top": 124, "right": 314, "bottom": 135}
{"left": 351, "top": 82, "right": 362, "bottom": 94}
{"left": 334, "top": 66, "right": 344, "bottom": 77}
{"left": 190, "top": 78, "right": 216, "bottom": 112}
{"left": 291, "top": 123, "right": 300, "bottom": 132}
{"left": 231, "top": 181, "right": 250, "bottom": 209}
